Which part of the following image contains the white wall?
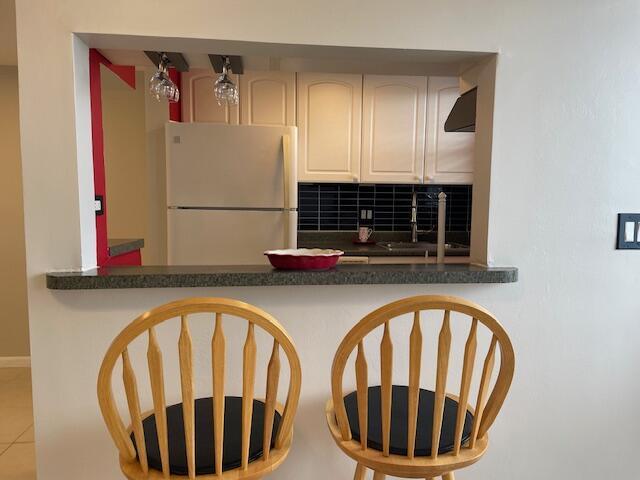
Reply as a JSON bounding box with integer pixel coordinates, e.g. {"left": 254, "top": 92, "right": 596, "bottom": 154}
{"left": 102, "top": 68, "right": 148, "bottom": 257}
{"left": 14, "top": 1, "right": 640, "bottom": 479}
{"left": 0, "top": 65, "right": 29, "bottom": 358}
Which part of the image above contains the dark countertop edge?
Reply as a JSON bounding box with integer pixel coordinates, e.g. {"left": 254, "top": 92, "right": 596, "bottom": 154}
{"left": 297, "top": 242, "right": 469, "bottom": 257}
{"left": 107, "top": 238, "right": 144, "bottom": 257}
{"left": 46, "top": 264, "right": 518, "bottom": 290}
{"left": 301, "top": 247, "right": 470, "bottom": 257}
{"left": 331, "top": 250, "right": 469, "bottom": 257}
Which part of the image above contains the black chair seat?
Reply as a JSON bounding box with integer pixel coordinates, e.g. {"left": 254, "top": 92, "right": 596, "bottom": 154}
{"left": 132, "top": 396, "right": 281, "bottom": 475}
{"left": 344, "top": 385, "right": 473, "bottom": 456}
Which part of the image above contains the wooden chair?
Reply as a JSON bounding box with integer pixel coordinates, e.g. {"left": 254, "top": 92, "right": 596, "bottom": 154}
{"left": 98, "top": 298, "right": 302, "bottom": 480}
{"left": 326, "top": 295, "right": 514, "bottom": 480}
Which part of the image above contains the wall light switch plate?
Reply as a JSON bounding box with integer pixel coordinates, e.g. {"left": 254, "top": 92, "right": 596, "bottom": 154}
{"left": 616, "top": 213, "right": 640, "bottom": 249}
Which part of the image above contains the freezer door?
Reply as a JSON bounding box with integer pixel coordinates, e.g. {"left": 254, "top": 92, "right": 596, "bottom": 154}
{"left": 166, "top": 123, "right": 297, "bottom": 209}
{"left": 167, "top": 209, "right": 297, "bottom": 265}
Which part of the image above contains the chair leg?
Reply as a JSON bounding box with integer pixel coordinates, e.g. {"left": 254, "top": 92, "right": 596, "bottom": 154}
{"left": 442, "top": 473, "right": 455, "bottom": 480}
{"left": 372, "top": 471, "right": 386, "bottom": 480}
{"left": 354, "top": 463, "right": 367, "bottom": 480}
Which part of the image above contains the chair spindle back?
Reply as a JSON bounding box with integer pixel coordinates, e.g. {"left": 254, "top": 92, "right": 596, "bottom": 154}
{"left": 98, "top": 298, "right": 302, "bottom": 479}
{"left": 331, "top": 295, "right": 514, "bottom": 460}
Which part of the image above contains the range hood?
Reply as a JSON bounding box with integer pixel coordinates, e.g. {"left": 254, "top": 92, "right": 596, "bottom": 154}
{"left": 444, "top": 87, "right": 477, "bottom": 132}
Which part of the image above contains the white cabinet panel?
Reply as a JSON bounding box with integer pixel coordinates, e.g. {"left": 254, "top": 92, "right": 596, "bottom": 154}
{"left": 361, "top": 75, "right": 427, "bottom": 184}
{"left": 240, "top": 71, "right": 296, "bottom": 126}
{"left": 181, "top": 69, "right": 239, "bottom": 124}
{"left": 426, "top": 77, "right": 474, "bottom": 184}
{"left": 297, "top": 73, "right": 362, "bottom": 182}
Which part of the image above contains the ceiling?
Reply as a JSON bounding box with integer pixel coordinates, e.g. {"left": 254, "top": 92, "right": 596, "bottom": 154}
{"left": 86, "top": 35, "right": 493, "bottom": 77}
{"left": 0, "top": 0, "right": 17, "bottom": 65}
{"left": 99, "top": 49, "right": 486, "bottom": 76}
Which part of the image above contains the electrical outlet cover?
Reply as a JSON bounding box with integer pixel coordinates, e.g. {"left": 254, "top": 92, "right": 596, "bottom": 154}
{"left": 616, "top": 213, "right": 640, "bottom": 249}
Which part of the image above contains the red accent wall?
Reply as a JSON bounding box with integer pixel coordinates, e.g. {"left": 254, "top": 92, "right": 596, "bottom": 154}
{"left": 89, "top": 49, "right": 139, "bottom": 266}
{"left": 168, "top": 68, "right": 182, "bottom": 122}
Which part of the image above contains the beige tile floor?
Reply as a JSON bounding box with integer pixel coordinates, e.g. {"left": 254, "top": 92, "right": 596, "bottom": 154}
{"left": 0, "top": 367, "right": 36, "bottom": 479}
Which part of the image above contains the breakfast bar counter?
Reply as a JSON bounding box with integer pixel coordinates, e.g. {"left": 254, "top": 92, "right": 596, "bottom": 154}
{"left": 46, "top": 263, "right": 518, "bottom": 289}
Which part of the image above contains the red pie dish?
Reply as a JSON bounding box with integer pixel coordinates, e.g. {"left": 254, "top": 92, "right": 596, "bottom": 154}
{"left": 264, "top": 248, "right": 344, "bottom": 270}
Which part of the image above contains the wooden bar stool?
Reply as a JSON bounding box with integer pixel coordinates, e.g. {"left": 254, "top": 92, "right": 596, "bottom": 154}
{"left": 326, "top": 295, "right": 514, "bottom": 480}
{"left": 97, "top": 298, "right": 302, "bottom": 480}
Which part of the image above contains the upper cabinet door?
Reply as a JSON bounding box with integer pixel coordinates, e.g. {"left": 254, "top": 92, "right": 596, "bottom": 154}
{"left": 181, "top": 69, "right": 239, "bottom": 124}
{"left": 239, "top": 71, "right": 296, "bottom": 126}
{"left": 425, "top": 77, "right": 474, "bottom": 184}
{"left": 361, "top": 75, "right": 427, "bottom": 184}
{"left": 297, "top": 73, "right": 362, "bottom": 183}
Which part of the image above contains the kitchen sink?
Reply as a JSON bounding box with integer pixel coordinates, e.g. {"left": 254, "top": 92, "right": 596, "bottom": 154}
{"left": 377, "top": 241, "right": 438, "bottom": 251}
{"left": 377, "top": 241, "right": 467, "bottom": 251}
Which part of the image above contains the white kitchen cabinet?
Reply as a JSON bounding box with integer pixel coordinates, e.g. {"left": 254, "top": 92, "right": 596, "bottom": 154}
{"left": 361, "top": 75, "right": 427, "bottom": 184}
{"left": 181, "top": 69, "right": 239, "bottom": 124}
{"left": 297, "top": 73, "right": 362, "bottom": 182}
{"left": 239, "top": 71, "right": 296, "bottom": 126}
{"left": 425, "top": 77, "right": 475, "bottom": 184}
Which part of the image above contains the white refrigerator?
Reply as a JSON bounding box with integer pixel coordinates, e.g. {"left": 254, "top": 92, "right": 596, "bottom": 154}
{"left": 165, "top": 123, "right": 298, "bottom": 265}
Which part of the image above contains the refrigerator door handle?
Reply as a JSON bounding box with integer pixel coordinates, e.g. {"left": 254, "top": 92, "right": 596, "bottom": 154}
{"left": 283, "top": 131, "right": 298, "bottom": 211}
{"left": 286, "top": 209, "right": 297, "bottom": 249}
{"left": 282, "top": 132, "right": 298, "bottom": 248}
{"left": 283, "top": 134, "right": 291, "bottom": 210}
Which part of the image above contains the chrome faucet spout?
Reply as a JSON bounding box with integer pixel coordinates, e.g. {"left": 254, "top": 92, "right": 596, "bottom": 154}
{"left": 411, "top": 191, "right": 418, "bottom": 243}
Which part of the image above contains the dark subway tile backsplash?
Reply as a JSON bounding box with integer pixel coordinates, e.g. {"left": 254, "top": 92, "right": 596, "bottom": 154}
{"left": 298, "top": 183, "right": 472, "bottom": 232}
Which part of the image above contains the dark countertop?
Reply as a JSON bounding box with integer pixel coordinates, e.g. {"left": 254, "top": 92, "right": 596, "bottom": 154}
{"left": 108, "top": 238, "right": 144, "bottom": 257}
{"left": 46, "top": 263, "right": 517, "bottom": 290}
{"left": 297, "top": 239, "right": 469, "bottom": 257}
{"left": 297, "top": 231, "right": 470, "bottom": 257}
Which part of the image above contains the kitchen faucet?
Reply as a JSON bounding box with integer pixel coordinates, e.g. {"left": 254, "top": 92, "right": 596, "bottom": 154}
{"left": 410, "top": 190, "right": 447, "bottom": 251}
{"left": 411, "top": 191, "right": 418, "bottom": 243}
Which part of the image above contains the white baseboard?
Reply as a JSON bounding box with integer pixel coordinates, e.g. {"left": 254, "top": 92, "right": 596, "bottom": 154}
{"left": 0, "top": 356, "right": 31, "bottom": 368}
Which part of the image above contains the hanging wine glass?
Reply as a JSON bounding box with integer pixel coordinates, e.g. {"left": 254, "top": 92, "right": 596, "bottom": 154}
{"left": 213, "top": 58, "right": 239, "bottom": 106}
{"left": 149, "top": 54, "right": 169, "bottom": 101}
{"left": 149, "top": 53, "right": 180, "bottom": 103}
{"left": 160, "top": 75, "right": 180, "bottom": 103}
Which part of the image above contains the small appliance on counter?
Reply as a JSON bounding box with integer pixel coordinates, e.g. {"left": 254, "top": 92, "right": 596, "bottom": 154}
{"left": 165, "top": 123, "right": 298, "bottom": 265}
